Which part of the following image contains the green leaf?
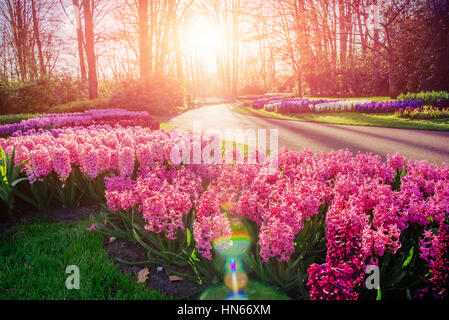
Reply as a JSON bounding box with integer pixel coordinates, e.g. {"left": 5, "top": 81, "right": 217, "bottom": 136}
{"left": 376, "top": 288, "right": 382, "bottom": 300}
{"left": 406, "top": 289, "right": 412, "bottom": 300}
{"left": 186, "top": 228, "right": 192, "bottom": 247}
{"left": 0, "top": 186, "right": 8, "bottom": 202}
{"left": 0, "top": 146, "right": 7, "bottom": 179}
{"left": 8, "top": 147, "right": 16, "bottom": 177}
{"left": 402, "top": 247, "right": 414, "bottom": 269}
{"left": 11, "top": 177, "right": 28, "bottom": 188}
{"left": 13, "top": 188, "right": 39, "bottom": 208}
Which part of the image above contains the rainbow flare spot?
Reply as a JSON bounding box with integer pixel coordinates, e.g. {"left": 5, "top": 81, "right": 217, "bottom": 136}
{"left": 212, "top": 225, "right": 251, "bottom": 300}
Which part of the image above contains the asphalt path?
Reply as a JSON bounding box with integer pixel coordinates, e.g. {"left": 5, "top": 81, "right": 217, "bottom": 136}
{"left": 168, "top": 104, "right": 449, "bottom": 165}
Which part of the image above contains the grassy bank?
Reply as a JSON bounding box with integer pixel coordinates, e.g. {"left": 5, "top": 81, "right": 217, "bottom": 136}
{"left": 233, "top": 106, "right": 449, "bottom": 131}
{"left": 0, "top": 217, "right": 167, "bottom": 300}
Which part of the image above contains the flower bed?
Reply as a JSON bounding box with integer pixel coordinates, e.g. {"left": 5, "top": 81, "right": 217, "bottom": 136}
{"left": 354, "top": 100, "right": 423, "bottom": 113}
{"left": 2, "top": 124, "right": 448, "bottom": 300}
{"left": 252, "top": 98, "right": 284, "bottom": 110}
{"left": 252, "top": 97, "right": 424, "bottom": 114}
{"left": 192, "top": 150, "right": 448, "bottom": 299}
{"left": 399, "top": 91, "right": 449, "bottom": 106}
{"left": 253, "top": 98, "right": 339, "bottom": 112}
{"left": 397, "top": 106, "right": 449, "bottom": 120}
{"left": 268, "top": 99, "right": 341, "bottom": 113}
{"left": 314, "top": 100, "right": 370, "bottom": 112}
{"left": 434, "top": 99, "right": 449, "bottom": 109}
{"left": 0, "top": 108, "right": 159, "bottom": 136}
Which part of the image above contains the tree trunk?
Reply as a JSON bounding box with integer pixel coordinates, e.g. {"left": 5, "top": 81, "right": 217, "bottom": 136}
{"left": 373, "top": 0, "right": 379, "bottom": 46}
{"left": 72, "top": 0, "right": 87, "bottom": 82}
{"left": 331, "top": 0, "right": 337, "bottom": 70}
{"left": 174, "top": 29, "right": 184, "bottom": 83}
{"left": 82, "top": 0, "right": 98, "bottom": 99}
{"left": 138, "top": 0, "right": 150, "bottom": 84}
{"left": 433, "top": 0, "right": 449, "bottom": 90}
{"left": 29, "top": 43, "right": 38, "bottom": 80}
{"left": 155, "top": 0, "right": 173, "bottom": 75}
{"left": 356, "top": 3, "right": 367, "bottom": 56}
{"left": 231, "top": 0, "right": 240, "bottom": 96}
{"left": 11, "top": 0, "right": 28, "bottom": 82}
{"left": 338, "top": 0, "right": 347, "bottom": 70}
{"left": 388, "top": 55, "right": 398, "bottom": 99}
{"left": 31, "top": 0, "right": 45, "bottom": 77}
{"left": 297, "top": 72, "right": 302, "bottom": 98}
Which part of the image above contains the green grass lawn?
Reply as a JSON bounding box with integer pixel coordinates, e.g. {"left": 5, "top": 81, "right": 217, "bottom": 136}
{"left": 0, "top": 214, "right": 286, "bottom": 301}
{"left": 233, "top": 106, "right": 449, "bottom": 131}
{"left": 0, "top": 113, "right": 42, "bottom": 125}
{"left": 0, "top": 217, "right": 167, "bottom": 300}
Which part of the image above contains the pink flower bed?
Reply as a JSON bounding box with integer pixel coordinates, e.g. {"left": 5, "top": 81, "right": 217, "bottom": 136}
{"left": 2, "top": 126, "right": 448, "bottom": 300}
{"left": 1, "top": 108, "right": 159, "bottom": 136}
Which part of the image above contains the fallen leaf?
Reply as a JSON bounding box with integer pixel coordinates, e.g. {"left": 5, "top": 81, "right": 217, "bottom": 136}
{"left": 169, "top": 275, "right": 184, "bottom": 282}
{"left": 137, "top": 268, "right": 149, "bottom": 284}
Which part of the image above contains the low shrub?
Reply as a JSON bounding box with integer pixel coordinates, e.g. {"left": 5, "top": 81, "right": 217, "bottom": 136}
{"left": 50, "top": 98, "right": 108, "bottom": 114}
{"left": 108, "top": 76, "right": 185, "bottom": 116}
{"left": 0, "top": 76, "right": 88, "bottom": 114}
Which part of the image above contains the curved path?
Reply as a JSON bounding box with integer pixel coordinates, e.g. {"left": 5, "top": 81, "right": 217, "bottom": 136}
{"left": 168, "top": 104, "right": 449, "bottom": 165}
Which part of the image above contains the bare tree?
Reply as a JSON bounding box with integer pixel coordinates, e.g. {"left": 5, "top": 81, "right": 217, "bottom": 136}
{"left": 361, "top": 0, "right": 413, "bottom": 98}
{"left": 208, "top": 0, "right": 243, "bottom": 96}
{"left": 137, "top": 0, "right": 150, "bottom": 83}
{"left": 0, "top": 0, "right": 32, "bottom": 81}
{"left": 30, "top": 0, "right": 46, "bottom": 77}
{"left": 82, "top": 0, "right": 98, "bottom": 99}
{"left": 71, "top": 0, "right": 87, "bottom": 81}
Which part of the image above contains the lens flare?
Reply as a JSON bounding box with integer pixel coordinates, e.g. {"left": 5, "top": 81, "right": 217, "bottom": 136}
{"left": 226, "top": 291, "right": 248, "bottom": 300}
{"left": 212, "top": 224, "right": 251, "bottom": 300}
{"left": 224, "top": 259, "right": 248, "bottom": 292}
{"left": 213, "top": 232, "right": 251, "bottom": 257}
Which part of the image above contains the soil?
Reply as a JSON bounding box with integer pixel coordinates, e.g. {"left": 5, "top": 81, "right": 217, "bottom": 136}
{"left": 0, "top": 204, "right": 101, "bottom": 235}
{"left": 104, "top": 237, "right": 202, "bottom": 299}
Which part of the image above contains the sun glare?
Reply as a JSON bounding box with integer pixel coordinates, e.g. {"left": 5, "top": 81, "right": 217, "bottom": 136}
{"left": 186, "top": 17, "right": 224, "bottom": 71}
{"left": 189, "top": 27, "right": 222, "bottom": 49}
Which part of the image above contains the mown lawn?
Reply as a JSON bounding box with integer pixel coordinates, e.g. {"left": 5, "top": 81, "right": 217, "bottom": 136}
{"left": 232, "top": 106, "right": 449, "bottom": 131}
{"left": 0, "top": 113, "right": 42, "bottom": 125}
{"left": 0, "top": 217, "right": 167, "bottom": 300}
